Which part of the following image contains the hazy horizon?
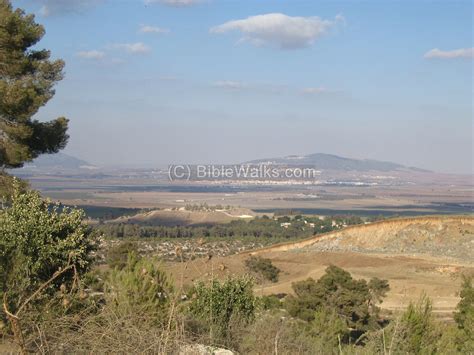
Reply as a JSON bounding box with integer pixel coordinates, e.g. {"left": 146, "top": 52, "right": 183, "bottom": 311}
{"left": 14, "top": 0, "right": 473, "bottom": 174}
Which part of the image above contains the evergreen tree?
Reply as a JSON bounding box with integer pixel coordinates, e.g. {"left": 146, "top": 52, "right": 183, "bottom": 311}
{"left": 0, "top": 0, "right": 68, "bottom": 170}
{"left": 285, "top": 265, "right": 389, "bottom": 333}
{"left": 454, "top": 275, "right": 474, "bottom": 349}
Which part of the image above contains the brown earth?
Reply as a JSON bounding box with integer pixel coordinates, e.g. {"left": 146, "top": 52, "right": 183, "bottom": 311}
{"left": 248, "top": 216, "right": 474, "bottom": 262}
{"left": 108, "top": 207, "right": 256, "bottom": 226}
{"left": 165, "top": 216, "right": 474, "bottom": 318}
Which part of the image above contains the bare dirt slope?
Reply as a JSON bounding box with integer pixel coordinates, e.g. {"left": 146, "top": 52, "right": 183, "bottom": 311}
{"left": 109, "top": 207, "right": 256, "bottom": 226}
{"left": 165, "top": 216, "right": 474, "bottom": 317}
{"left": 249, "top": 216, "right": 474, "bottom": 262}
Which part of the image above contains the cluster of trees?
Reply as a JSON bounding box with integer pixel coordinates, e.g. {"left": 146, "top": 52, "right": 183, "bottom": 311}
{"left": 96, "top": 214, "right": 364, "bottom": 240}
{"left": 285, "top": 266, "right": 390, "bottom": 336}
{"left": 245, "top": 255, "right": 281, "bottom": 282}
{"left": 97, "top": 218, "right": 311, "bottom": 239}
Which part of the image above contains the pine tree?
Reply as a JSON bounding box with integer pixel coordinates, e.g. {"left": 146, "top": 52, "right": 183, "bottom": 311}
{"left": 0, "top": 0, "right": 68, "bottom": 170}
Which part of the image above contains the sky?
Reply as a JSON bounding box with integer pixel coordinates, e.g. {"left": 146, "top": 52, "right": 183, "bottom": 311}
{"left": 12, "top": 0, "right": 474, "bottom": 173}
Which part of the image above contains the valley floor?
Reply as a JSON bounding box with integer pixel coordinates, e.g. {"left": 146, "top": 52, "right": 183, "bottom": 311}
{"left": 165, "top": 216, "right": 474, "bottom": 319}
{"left": 166, "top": 250, "right": 472, "bottom": 319}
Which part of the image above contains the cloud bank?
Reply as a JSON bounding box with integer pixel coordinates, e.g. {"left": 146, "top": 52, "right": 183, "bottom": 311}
{"left": 110, "top": 42, "right": 151, "bottom": 54}
{"left": 37, "top": 0, "right": 103, "bottom": 16}
{"left": 210, "top": 13, "right": 343, "bottom": 49}
{"left": 212, "top": 81, "right": 247, "bottom": 90}
{"left": 76, "top": 50, "right": 105, "bottom": 60}
{"left": 424, "top": 47, "right": 473, "bottom": 59}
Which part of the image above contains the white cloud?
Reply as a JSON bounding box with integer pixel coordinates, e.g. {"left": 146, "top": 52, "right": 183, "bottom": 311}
{"left": 76, "top": 50, "right": 105, "bottom": 60}
{"left": 37, "top": 0, "right": 103, "bottom": 17}
{"left": 424, "top": 48, "right": 474, "bottom": 59}
{"left": 144, "top": 0, "right": 201, "bottom": 7}
{"left": 139, "top": 25, "right": 170, "bottom": 34}
{"left": 110, "top": 42, "right": 151, "bottom": 54}
{"left": 210, "top": 13, "right": 343, "bottom": 49}
{"left": 212, "top": 81, "right": 247, "bottom": 90}
{"left": 213, "top": 81, "right": 338, "bottom": 96}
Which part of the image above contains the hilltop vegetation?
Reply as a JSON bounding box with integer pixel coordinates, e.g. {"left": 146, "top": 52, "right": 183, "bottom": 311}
{"left": 98, "top": 214, "right": 364, "bottom": 239}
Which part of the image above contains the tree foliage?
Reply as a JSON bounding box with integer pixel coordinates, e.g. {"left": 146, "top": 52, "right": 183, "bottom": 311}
{"left": 245, "top": 255, "right": 281, "bottom": 282}
{"left": 189, "top": 276, "right": 256, "bottom": 345}
{"left": 106, "top": 253, "right": 173, "bottom": 318}
{"left": 0, "top": 170, "right": 27, "bottom": 202}
{"left": 285, "top": 265, "right": 389, "bottom": 334}
{"left": 106, "top": 241, "right": 139, "bottom": 270}
{"left": 398, "top": 296, "right": 439, "bottom": 353}
{"left": 365, "top": 295, "right": 441, "bottom": 354}
{"left": 96, "top": 214, "right": 365, "bottom": 241}
{"left": 0, "top": 180, "right": 94, "bottom": 312}
{"left": 0, "top": 0, "right": 68, "bottom": 169}
{"left": 454, "top": 275, "right": 474, "bottom": 349}
{"left": 308, "top": 307, "right": 349, "bottom": 350}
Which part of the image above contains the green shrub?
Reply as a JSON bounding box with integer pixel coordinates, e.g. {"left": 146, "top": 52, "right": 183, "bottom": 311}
{"left": 0, "top": 173, "right": 28, "bottom": 203}
{"left": 436, "top": 323, "right": 467, "bottom": 354}
{"left": 106, "top": 254, "right": 173, "bottom": 319}
{"left": 106, "top": 241, "right": 139, "bottom": 270}
{"left": 398, "top": 296, "right": 439, "bottom": 353}
{"left": 0, "top": 181, "right": 94, "bottom": 313}
{"left": 245, "top": 255, "right": 281, "bottom": 282}
{"left": 285, "top": 265, "right": 389, "bottom": 334}
{"left": 454, "top": 275, "right": 474, "bottom": 330}
{"left": 453, "top": 275, "right": 474, "bottom": 351}
{"left": 259, "top": 294, "right": 282, "bottom": 310}
{"left": 308, "top": 307, "right": 349, "bottom": 350}
{"left": 189, "top": 276, "right": 256, "bottom": 347}
{"left": 240, "top": 312, "right": 316, "bottom": 354}
{"left": 365, "top": 295, "right": 440, "bottom": 354}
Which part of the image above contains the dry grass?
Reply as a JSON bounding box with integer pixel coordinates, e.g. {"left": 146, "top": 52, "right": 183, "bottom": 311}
{"left": 16, "top": 307, "right": 187, "bottom": 354}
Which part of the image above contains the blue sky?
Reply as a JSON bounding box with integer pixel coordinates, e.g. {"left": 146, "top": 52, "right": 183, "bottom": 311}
{"left": 13, "top": 0, "right": 473, "bottom": 173}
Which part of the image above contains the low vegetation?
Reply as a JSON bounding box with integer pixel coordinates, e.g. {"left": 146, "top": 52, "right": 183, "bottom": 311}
{"left": 245, "top": 255, "right": 281, "bottom": 282}
{"left": 0, "top": 180, "right": 95, "bottom": 316}
{"left": 188, "top": 276, "right": 256, "bottom": 348}
{"left": 106, "top": 240, "right": 139, "bottom": 270}
{"left": 1, "top": 184, "right": 473, "bottom": 353}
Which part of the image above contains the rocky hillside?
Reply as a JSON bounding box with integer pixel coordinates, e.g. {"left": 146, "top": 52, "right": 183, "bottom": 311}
{"left": 250, "top": 216, "right": 474, "bottom": 262}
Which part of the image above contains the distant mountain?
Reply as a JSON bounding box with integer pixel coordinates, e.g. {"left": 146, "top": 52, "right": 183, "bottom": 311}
{"left": 245, "top": 153, "right": 429, "bottom": 172}
{"left": 23, "top": 153, "right": 96, "bottom": 170}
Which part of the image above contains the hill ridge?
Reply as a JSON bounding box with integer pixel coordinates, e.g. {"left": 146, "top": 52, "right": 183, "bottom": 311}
{"left": 245, "top": 152, "right": 431, "bottom": 172}
{"left": 246, "top": 215, "right": 474, "bottom": 260}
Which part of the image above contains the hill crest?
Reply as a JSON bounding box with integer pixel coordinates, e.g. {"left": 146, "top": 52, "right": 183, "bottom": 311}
{"left": 245, "top": 153, "right": 430, "bottom": 172}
